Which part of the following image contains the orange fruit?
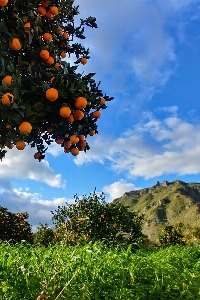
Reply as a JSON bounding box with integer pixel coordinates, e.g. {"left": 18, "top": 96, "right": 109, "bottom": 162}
{"left": 60, "top": 52, "right": 66, "bottom": 58}
{"left": 71, "top": 147, "right": 79, "bottom": 156}
{"left": 45, "top": 11, "right": 53, "bottom": 19}
{"left": 50, "top": 6, "right": 59, "bottom": 15}
{"left": 100, "top": 97, "right": 105, "bottom": 105}
{"left": 89, "top": 130, "right": 95, "bottom": 136}
{"left": 43, "top": 33, "right": 52, "bottom": 42}
{"left": 57, "top": 27, "right": 63, "bottom": 34}
{"left": 2, "top": 75, "right": 12, "bottom": 86}
{"left": 70, "top": 135, "right": 79, "bottom": 144}
{"left": 60, "top": 106, "right": 71, "bottom": 118}
{"left": 19, "top": 122, "right": 32, "bottom": 134}
{"left": 2, "top": 93, "right": 14, "bottom": 105}
{"left": 24, "top": 22, "right": 31, "bottom": 33}
{"left": 34, "top": 152, "right": 41, "bottom": 159}
{"left": 10, "top": 38, "right": 22, "bottom": 50}
{"left": 80, "top": 57, "right": 87, "bottom": 65}
{"left": 40, "top": 49, "right": 50, "bottom": 60}
{"left": 66, "top": 114, "right": 74, "bottom": 123}
{"left": 46, "top": 56, "right": 54, "bottom": 65}
{"left": 9, "top": 144, "right": 14, "bottom": 149}
{"left": 55, "top": 137, "right": 63, "bottom": 144}
{"left": 54, "top": 63, "right": 61, "bottom": 69}
{"left": 78, "top": 140, "right": 86, "bottom": 150}
{"left": 74, "top": 110, "right": 84, "bottom": 120}
{"left": 16, "top": 141, "right": 26, "bottom": 150}
{"left": 37, "top": 6, "right": 46, "bottom": 16}
{"left": 75, "top": 97, "right": 87, "bottom": 109}
{"left": 92, "top": 111, "right": 101, "bottom": 119}
{"left": 62, "top": 32, "right": 69, "bottom": 39}
{"left": 5, "top": 124, "right": 11, "bottom": 129}
{"left": 64, "top": 140, "right": 71, "bottom": 149}
{"left": 0, "top": 0, "right": 8, "bottom": 6}
{"left": 41, "top": 0, "right": 48, "bottom": 8}
{"left": 78, "top": 135, "right": 85, "bottom": 141}
{"left": 46, "top": 88, "right": 58, "bottom": 101}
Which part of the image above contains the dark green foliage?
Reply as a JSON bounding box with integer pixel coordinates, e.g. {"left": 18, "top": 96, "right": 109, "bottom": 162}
{"left": 159, "top": 223, "right": 186, "bottom": 246}
{"left": 0, "top": 206, "right": 32, "bottom": 243}
{"left": 33, "top": 223, "right": 55, "bottom": 247}
{"left": 51, "top": 190, "right": 144, "bottom": 247}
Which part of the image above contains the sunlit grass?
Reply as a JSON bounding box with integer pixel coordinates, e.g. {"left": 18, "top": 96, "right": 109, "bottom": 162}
{"left": 1, "top": 242, "right": 200, "bottom": 299}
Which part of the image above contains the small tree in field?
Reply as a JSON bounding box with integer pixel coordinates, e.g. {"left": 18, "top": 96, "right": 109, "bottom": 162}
{"left": 51, "top": 190, "right": 144, "bottom": 247}
{"left": 159, "top": 223, "right": 186, "bottom": 247}
{"left": 33, "top": 223, "right": 55, "bottom": 247}
{"left": 0, "top": 206, "right": 33, "bottom": 243}
{"left": 0, "top": 0, "right": 113, "bottom": 160}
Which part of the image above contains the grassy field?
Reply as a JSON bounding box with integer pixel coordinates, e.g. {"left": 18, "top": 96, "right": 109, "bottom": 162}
{"left": 1, "top": 242, "right": 200, "bottom": 299}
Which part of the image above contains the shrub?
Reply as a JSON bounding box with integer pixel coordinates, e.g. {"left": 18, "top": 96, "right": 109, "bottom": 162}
{"left": 51, "top": 190, "right": 144, "bottom": 247}
{"left": 159, "top": 223, "right": 186, "bottom": 247}
{"left": 33, "top": 223, "right": 55, "bottom": 247}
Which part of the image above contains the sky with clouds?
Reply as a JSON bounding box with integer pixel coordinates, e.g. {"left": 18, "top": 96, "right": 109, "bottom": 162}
{"left": 1, "top": 0, "right": 200, "bottom": 231}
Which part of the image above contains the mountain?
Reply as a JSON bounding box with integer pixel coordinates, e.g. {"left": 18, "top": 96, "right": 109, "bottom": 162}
{"left": 112, "top": 180, "right": 200, "bottom": 242}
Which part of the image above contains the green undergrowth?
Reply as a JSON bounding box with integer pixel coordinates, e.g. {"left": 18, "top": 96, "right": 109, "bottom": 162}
{"left": 1, "top": 242, "right": 200, "bottom": 299}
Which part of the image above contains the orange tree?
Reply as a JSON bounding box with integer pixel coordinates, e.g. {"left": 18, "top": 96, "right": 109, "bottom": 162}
{"left": 0, "top": 0, "right": 113, "bottom": 160}
{"left": 51, "top": 190, "right": 144, "bottom": 247}
{"left": 159, "top": 224, "right": 186, "bottom": 247}
{"left": 0, "top": 205, "right": 33, "bottom": 243}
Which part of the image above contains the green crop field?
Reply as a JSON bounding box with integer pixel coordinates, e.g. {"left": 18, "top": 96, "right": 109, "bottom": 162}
{"left": 1, "top": 242, "right": 200, "bottom": 299}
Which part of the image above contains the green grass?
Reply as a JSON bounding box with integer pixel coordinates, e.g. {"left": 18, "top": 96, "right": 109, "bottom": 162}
{"left": 1, "top": 242, "right": 200, "bottom": 299}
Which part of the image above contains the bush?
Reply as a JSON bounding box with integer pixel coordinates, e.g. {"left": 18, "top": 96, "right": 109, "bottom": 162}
{"left": 159, "top": 223, "right": 186, "bottom": 247}
{"left": 0, "top": 206, "right": 32, "bottom": 243}
{"left": 33, "top": 223, "right": 55, "bottom": 247}
{"left": 51, "top": 190, "right": 144, "bottom": 247}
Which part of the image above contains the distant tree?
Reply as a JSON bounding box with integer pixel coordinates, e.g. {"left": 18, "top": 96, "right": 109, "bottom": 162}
{"left": 51, "top": 190, "right": 144, "bottom": 247}
{"left": 0, "top": 206, "right": 33, "bottom": 243}
{"left": 0, "top": 0, "right": 113, "bottom": 161}
{"left": 159, "top": 223, "right": 186, "bottom": 247}
{"left": 33, "top": 223, "right": 55, "bottom": 247}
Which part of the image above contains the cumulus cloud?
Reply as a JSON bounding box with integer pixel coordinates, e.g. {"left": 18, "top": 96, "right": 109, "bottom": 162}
{"left": 103, "top": 179, "right": 139, "bottom": 202}
{"left": 0, "top": 185, "right": 73, "bottom": 232}
{"left": 74, "top": 108, "right": 200, "bottom": 179}
{"left": 0, "top": 147, "right": 64, "bottom": 188}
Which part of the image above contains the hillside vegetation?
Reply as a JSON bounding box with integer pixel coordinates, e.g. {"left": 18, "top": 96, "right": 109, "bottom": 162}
{"left": 113, "top": 180, "right": 200, "bottom": 242}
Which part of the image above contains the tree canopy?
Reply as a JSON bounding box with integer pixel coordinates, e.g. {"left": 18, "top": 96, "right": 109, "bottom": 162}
{"left": 0, "top": 0, "right": 113, "bottom": 160}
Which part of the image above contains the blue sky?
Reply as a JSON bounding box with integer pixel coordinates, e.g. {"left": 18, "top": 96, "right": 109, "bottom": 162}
{"left": 1, "top": 0, "right": 200, "bottom": 231}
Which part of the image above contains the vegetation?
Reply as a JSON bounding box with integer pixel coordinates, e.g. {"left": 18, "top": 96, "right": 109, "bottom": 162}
{"left": 1, "top": 242, "right": 200, "bottom": 299}
{"left": 0, "top": 0, "right": 113, "bottom": 160}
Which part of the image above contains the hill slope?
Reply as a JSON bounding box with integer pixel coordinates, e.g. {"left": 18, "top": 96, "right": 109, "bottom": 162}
{"left": 112, "top": 180, "right": 200, "bottom": 242}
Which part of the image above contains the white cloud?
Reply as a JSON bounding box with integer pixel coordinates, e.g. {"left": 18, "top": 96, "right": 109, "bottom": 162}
{"left": 103, "top": 179, "right": 139, "bottom": 202}
{"left": 0, "top": 147, "right": 64, "bottom": 188}
{"left": 74, "top": 108, "right": 200, "bottom": 179}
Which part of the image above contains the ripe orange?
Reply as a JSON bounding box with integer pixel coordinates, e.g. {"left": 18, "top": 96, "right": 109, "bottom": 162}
{"left": 10, "top": 38, "right": 22, "bottom": 50}
{"left": 89, "top": 130, "right": 95, "bottom": 136}
{"left": 57, "top": 27, "right": 63, "bottom": 34}
{"left": 71, "top": 147, "right": 79, "bottom": 156}
{"left": 50, "top": 6, "right": 59, "bottom": 15}
{"left": 92, "top": 111, "right": 101, "bottom": 119}
{"left": 41, "top": 0, "right": 48, "bottom": 8}
{"left": 16, "top": 141, "right": 26, "bottom": 150}
{"left": 34, "top": 152, "right": 41, "bottom": 159}
{"left": 19, "top": 122, "right": 32, "bottom": 134}
{"left": 2, "top": 75, "right": 12, "bottom": 86}
{"left": 64, "top": 140, "right": 72, "bottom": 149}
{"left": 80, "top": 57, "right": 87, "bottom": 65}
{"left": 60, "top": 106, "right": 71, "bottom": 118}
{"left": 60, "top": 52, "right": 66, "bottom": 58}
{"left": 5, "top": 124, "right": 11, "bottom": 129}
{"left": 100, "top": 97, "right": 105, "bottom": 105}
{"left": 75, "top": 97, "right": 87, "bottom": 109}
{"left": 46, "top": 88, "right": 58, "bottom": 101}
{"left": 78, "top": 134, "right": 85, "bottom": 141}
{"left": 40, "top": 49, "right": 50, "bottom": 60}
{"left": 2, "top": 93, "right": 14, "bottom": 105}
{"left": 37, "top": 6, "right": 46, "bottom": 16}
{"left": 54, "top": 63, "right": 61, "bottom": 69}
{"left": 9, "top": 144, "right": 14, "bottom": 149}
{"left": 43, "top": 33, "right": 52, "bottom": 42}
{"left": 45, "top": 11, "right": 53, "bottom": 19}
{"left": 66, "top": 114, "right": 74, "bottom": 123}
{"left": 62, "top": 32, "right": 69, "bottom": 39}
{"left": 0, "top": 0, "right": 8, "bottom": 6}
{"left": 55, "top": 137, "right": 63, "bottom": 144}
{"left": 70, "top": 135, "right": 79, "bottom": 144}
{"left": 74, "top": 110, "right": 84, "bottom": 120}
{"left": 46, "top": 56, "right": 54, "bottom": 65}
{"left": 24, "top": 22, "right": 31, "bottom": 34}
{"left": 78, "top": 140, "right": 86, "bottom": 150}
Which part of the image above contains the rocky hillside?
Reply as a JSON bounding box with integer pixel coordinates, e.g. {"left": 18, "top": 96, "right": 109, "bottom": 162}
{"left": 112, "top": 180, "right": 200, "bottom": 242}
